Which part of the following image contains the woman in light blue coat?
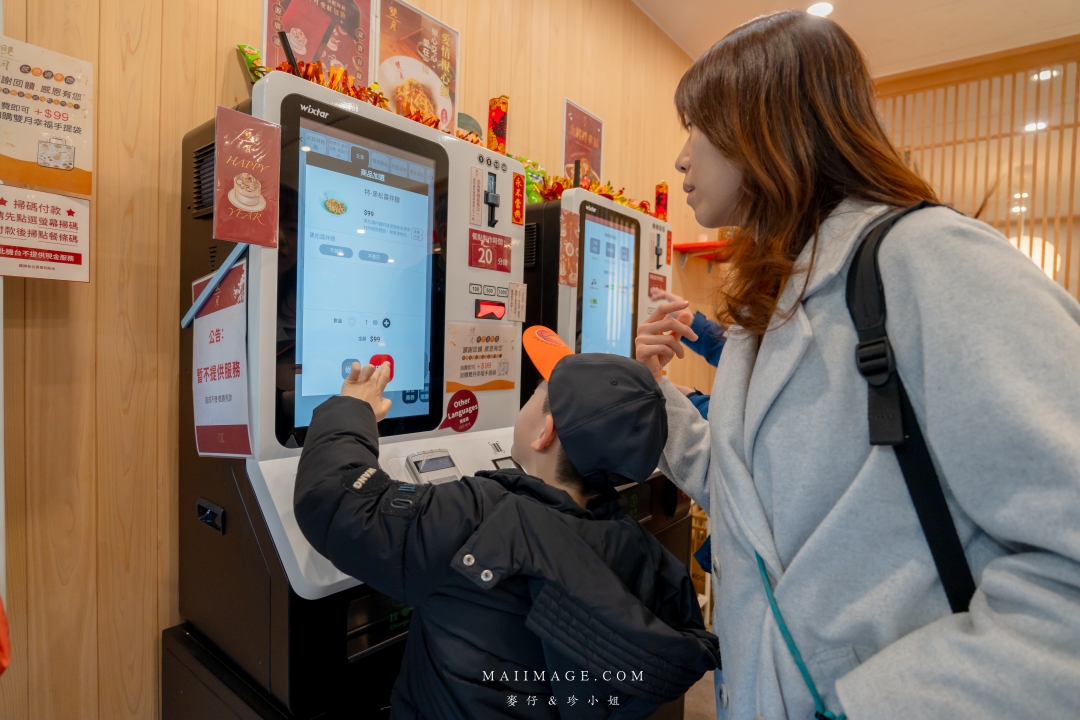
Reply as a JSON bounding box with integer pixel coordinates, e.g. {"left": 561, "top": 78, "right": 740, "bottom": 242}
{"left": 636, "top": 11, "right": 1080, "bottom": 720}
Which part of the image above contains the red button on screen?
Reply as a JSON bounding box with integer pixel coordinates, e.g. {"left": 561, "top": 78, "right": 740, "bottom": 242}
{"left": 369, "top": 354, "right": 394, "bottom": 382}
{"left": 475, "top": 300, "right": 506, "bottom": 320}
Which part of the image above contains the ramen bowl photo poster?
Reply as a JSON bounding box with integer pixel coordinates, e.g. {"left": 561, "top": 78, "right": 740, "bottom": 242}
{"left": 378, "top": 0, "right": 459, "bottom": 134}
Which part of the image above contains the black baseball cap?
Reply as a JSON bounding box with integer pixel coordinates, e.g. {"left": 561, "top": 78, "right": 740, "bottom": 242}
{"left": 522, "top": 326, "right": 668, "bottom": 487}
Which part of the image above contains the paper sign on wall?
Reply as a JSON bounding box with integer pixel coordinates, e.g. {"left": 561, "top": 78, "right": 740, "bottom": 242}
{"left": 0, "top": 186, "right": 89, "bottom": 282}
{"left": 506, "top": 282, "right": 526, "bottom": 323}
{"left": 192, "top": 260, "right": 252, "bottom": 457}
{"left": 0, "top": 37, "right": 94, "bottom": 198}
{"left": 445, "top": 321, "right": 516, "bottom": 393}
{"left": 213, "top": 106, "right": 281, "bottom": 248}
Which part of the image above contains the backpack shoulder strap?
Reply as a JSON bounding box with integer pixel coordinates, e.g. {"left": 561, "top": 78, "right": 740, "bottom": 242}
{"left": 845, "top": 201, "right": 976, "bottom": 613}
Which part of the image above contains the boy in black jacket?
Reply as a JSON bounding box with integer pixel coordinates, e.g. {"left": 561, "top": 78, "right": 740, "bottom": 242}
{"left": 294, "top": 326, "right": 719, "bottom": 719}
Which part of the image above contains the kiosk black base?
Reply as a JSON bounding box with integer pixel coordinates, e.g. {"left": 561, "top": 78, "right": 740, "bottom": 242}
{"left": 162, "top": 624, "right": 405, "bottom": 720}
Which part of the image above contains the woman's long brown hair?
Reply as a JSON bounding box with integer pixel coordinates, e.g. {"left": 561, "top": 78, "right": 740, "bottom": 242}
{"left": 675, "top": 11, "right": 938, "bottom": 335}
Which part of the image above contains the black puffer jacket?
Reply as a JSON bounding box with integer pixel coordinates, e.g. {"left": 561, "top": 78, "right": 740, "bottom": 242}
{"left": 295, "top": 396, "right": 719, "bottom": 719}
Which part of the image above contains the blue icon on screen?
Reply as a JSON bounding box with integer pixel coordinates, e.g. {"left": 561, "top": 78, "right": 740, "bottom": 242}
{"left": 606, "top": 242, "right": 615, "bottom": 258}
{"left": 590, "top": 238, "right": 600, "bottom": 254}
{"left": 620, "top": 247, "right": 630, "bottom": 261}
{"left": 342, "top": 359, "right": 360, "bottom": 379}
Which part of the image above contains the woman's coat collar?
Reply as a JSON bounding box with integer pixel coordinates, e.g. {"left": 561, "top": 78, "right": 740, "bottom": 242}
{"left": 721, "top": 199, "right": 891, "bottom": 574}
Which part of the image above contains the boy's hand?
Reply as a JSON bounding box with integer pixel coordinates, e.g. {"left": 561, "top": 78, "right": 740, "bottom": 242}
{"left": 341, "top": 362, "right": 393, "bottom": 421}
{"left": 635, "top": 301, "right": 697, "bottom": 381}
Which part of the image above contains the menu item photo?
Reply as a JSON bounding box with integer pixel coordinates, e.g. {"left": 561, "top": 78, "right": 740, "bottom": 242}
{"left": 377, "top": 0, "right": 459, "bottom": 133}
{"left": 264, "top": 0, "right": 373, "bottom": 83}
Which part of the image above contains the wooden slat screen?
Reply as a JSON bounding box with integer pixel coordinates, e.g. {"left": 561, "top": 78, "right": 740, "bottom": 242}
{"left": 877, "top": 43, "right": 1080, "bottom": 301}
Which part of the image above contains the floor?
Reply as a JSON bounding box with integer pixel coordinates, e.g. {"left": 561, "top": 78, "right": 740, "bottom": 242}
{"left": 683, "top": 672, "right": 718, "bottom": 720}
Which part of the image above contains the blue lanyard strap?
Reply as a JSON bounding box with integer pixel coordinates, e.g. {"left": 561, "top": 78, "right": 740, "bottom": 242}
{"left": 755, "top": 552, "right": 847, "bottom": 720}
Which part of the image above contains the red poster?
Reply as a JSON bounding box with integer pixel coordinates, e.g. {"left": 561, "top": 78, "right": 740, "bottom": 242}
{"left": 648, "top": 272, "right": 667, "bottom": 296}
{"left": 266, "top": 0, "right": 374, "bottom": 84}
{"left": 439, "top": 389, "right": 478, "bottom": 432}
{"left": 511, "top": 173, "right": 525, "bottom": 225}
{"left": 213, "top": 106, "right": 281, "bottom": 249}
{"left": 563, "top": 99, "right": 603, "bottom": 185}
{"left": 378, "top": 0, "right": 459, "bottom": 133}
{"left": 558, "top": 208, "right": 579, "bottom": 287}
{"left": 666, "top": 230, "right": 672, "bottom": 265}
{"left": 468, "top": 229, "right": 511, "bottom": 273}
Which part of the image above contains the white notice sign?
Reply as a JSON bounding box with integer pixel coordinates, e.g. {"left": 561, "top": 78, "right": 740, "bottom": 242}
{"left": 445, "top": 321, "right": 516, "bottom": 393}
{"left": 0, "top": 185, "right": 89, "bottom": 281}
{"left": 507, "top": 281, "right": 526, "bottom": 323}
{"left": 192, "top": 260, "right": 251, "bottom": 456}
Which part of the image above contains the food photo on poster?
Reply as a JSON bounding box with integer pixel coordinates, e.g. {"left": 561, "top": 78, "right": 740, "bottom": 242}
{"left": 0, "top": 36, "right": 94, "bottom": 198}
{"left": 264, "top": 0, "right": 373, "bottom": 84}
{"left": 377, "top": 0, "right": 458, "bottom": 133}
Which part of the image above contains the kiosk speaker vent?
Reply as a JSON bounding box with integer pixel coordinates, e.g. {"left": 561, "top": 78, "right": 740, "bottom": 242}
{"left": 190, "top": 143, "right": 216, "bottom": 218}
{"left": 524, "top": 222, "right": 538, "bottom": 268}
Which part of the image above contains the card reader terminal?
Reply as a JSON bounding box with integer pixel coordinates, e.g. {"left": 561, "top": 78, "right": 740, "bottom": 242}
{"left": 405, "top": 450, "right": 463, "bottom": 485}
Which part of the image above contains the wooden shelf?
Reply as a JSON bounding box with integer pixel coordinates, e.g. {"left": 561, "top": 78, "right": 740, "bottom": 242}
{"left": 673, "top": 240, "right": 734, "bottom": 268}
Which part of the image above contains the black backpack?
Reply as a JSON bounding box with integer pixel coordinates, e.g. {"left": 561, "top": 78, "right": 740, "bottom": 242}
{"left": 846, "top": 201, "right": 976, "bottom": 613}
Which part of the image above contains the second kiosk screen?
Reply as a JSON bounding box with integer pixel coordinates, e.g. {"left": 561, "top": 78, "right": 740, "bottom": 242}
{"left": 578, "top": 203, "right": 639, "bottom": 357}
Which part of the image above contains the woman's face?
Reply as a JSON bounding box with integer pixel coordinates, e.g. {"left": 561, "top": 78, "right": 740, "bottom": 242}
{"left": 675, "top": 124, "right": 743, "bottom": 229}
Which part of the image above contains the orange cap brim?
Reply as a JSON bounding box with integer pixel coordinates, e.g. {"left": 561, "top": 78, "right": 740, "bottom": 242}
{"left": 522, "top": 325, "right": 574, "bottom": 380}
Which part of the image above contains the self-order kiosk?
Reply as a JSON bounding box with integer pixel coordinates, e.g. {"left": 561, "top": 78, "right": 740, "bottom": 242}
{"left": 521, "top": 188, "right": 674, "bottom": 404}
{"left": 169, "top": 71, "right": 526, "bottom": 719}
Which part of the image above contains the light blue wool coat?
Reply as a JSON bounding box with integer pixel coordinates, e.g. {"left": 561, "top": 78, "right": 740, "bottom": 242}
{"left": 659, "top": 199, "right": 1080, "bottom": 720}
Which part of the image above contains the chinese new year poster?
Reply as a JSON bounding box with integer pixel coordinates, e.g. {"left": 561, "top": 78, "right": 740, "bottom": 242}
{"left": 264, "top": 0, "right": 373, "bottom": 85}
{"left": 563, "top": 99, "right": 603, "bottom": 186}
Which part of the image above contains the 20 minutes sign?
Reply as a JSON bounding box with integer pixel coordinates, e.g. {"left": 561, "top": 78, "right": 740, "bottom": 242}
{"left": 468, "top": 228, "right": 511, "bottom": 273}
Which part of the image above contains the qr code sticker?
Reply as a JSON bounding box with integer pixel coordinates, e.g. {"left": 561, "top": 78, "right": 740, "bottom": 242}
{"left": 498, "top": 361, "right": 509, "bottom": 376}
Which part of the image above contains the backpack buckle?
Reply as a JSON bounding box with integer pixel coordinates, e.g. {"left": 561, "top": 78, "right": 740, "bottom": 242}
{"left": 855, "top": 337, "right": 894, "bottom": 386}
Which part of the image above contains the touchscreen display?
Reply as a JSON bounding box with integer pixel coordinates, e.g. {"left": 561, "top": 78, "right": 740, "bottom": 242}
{"left": 579, "top": 212, "right": 637, "bottom": 356}
{"left": 293, "top": 119, "right": 436, "bottom": 428}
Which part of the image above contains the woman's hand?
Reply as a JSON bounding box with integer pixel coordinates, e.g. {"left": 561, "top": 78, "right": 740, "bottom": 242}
{"left": 341, "top": 362, "right": 393, "bottom": 421}
{"left": 650, "top": 288, "right": 687, "bottom": 306}
{"left": 635, "top": 300, "right": 698, "bottom": 381}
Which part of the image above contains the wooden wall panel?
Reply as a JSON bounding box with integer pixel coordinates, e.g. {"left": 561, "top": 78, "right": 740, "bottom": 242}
{"left": 22, "top": 0, "right": 103, "bottom": 716}
{"left": 95, "top": 0, "right": 163, "bottom": 714}
{"left": 0, "top": 2, "right": 705, "bottom": 718}
{"left": 1, "top": 13, "right": 31, "bottom": 720}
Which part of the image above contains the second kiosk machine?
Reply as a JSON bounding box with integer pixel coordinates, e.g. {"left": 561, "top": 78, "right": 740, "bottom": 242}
{"left": 171, "top": 71, "right": 527, "bottom": 718}
{"left": 522, "top": 188, "right": 674, "bottom": 400}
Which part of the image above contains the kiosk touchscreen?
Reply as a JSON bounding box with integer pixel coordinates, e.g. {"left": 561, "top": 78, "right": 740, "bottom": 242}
{"left": 280, "top": 110, "right": 447, "bottom": 441}
{"left": 174, "top": 71, "right": 525, "bottom": 719}
{"left": 521, "top": 188, "right": 673, "bottom": 404}
{"left": 577, "top": 201, "right": 638, "bottom": 355}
